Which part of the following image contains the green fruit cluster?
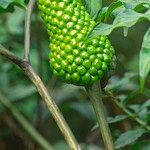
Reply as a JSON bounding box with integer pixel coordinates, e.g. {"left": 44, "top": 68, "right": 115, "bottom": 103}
{"left": 37, "top": 0, "right": 115, "bottom": 86}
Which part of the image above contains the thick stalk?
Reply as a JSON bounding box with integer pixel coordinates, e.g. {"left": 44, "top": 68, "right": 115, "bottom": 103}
{"left": 85, "top": 81, "right": 115, "bottom": 150}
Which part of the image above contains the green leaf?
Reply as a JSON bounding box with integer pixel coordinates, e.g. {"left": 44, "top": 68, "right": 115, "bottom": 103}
{"left": 92, "top": 115, "right": 128, "bottom": 131}
{"left": 115, "top": 128, "right": 146, "bottom": 149}
{"left": 0, "top": 5, "right": 14, "bottom": 13}
{"left": 82, "top": 0, "right": 102, "bottom": 19}
{"left": 141, "top": 99, "right": 150, "bottom": 108}
{"left": 113, "top": 9, "right": 150, "bottom": 26}
{"left": 111, "top": 1, "right": 150, "bottom": 16}
{"left": 112, "top": 5, "right": 125, "bottom": 16}
{"left": 119, "top": 0, "right": 150, "bottom": 7}
{"left": 118, "top": 0, "right": 150, "bottom": 12}
{"left": 86, "top": 9, "right": 150, "bottom": 39}
{"left": 6, "top": 85, "right": 36, "bottom": 100}
{"left": 103, "top": 1, "right": 123, "bottom": 23}
{"left": 128, "top": 104, "right": 141, "bottom": 113}
{"left": 0, "top": 0, "right": 24, "bottom": 9}
{"left": 95, "top": 7, "right": 107, "bottom": 22}
{"left": 139, "top": 28, "right": 150, "bottom": 91}
{"left": 106, "top": 73, "right": 137, "bottom": 91}
{"left": 107, "top": 115, "right": 128, "bottom": 124}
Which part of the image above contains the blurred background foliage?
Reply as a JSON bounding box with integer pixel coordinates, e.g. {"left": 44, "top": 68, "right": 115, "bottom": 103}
{"left": 0, "top": 0, "right": 150, "bottom": 150}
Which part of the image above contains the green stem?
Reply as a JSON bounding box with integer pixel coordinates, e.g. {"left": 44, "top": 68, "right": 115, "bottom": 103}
{"left": 0, "top": 91, "right": 53, "bottom": 150}
{"left": 85, "top": 81, "right": 115, "bottom": 150}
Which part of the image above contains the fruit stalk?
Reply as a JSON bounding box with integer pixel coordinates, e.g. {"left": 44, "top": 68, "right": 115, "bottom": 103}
{"left": 86, "top": 81, "right": 115, "bottom": 150}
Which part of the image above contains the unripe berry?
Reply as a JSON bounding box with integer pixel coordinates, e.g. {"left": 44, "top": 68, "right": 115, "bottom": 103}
{"left": 37, "top": 0, "right": 115, "bottom": 85}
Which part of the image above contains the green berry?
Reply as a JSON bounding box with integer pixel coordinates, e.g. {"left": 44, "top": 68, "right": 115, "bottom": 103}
{"left": 72, "top": 73, "right": 80, "bottom": 82}
{"left": 37, "top": 0, "right": 115, "bottom": 85}
{"left": 83, "top": 60, "right": 91, "bottom": 69}
{"left": 77, "top": 66, "right": 86, "bottom": 75}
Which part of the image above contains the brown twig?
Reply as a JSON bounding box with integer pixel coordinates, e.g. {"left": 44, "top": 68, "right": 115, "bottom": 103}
{"left": 24, "top": 0, "right": 35, "bottom": 61}
{"left": 0, "top": 44, "right": 81, "bottom": 150}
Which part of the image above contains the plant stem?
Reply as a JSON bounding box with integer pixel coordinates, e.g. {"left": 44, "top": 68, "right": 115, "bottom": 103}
{"left": 85, "top": 81, "right": 115, "bottom": 150}
{"left": 24, "top": 0, "right": 35, "bottom": 61}
{"left": 0, "top": 44, "right": 81, "bottom": 150}
{"left": 24, "top": 65, "right": 81, "bottom": 150}
{"left": 0, "top": 91, "right": 53, "bottom": 150}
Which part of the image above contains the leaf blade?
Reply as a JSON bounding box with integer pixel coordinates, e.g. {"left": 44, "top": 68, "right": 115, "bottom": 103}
{"left": 0, "top": 0, "right": 24, "bottom": 9}
{"left": 86, "top": 9, "right": 150, "bottom": 40}
{"left": 139, "top": 28, "right": 150, "bottom": 91}
{"left": 82, "top": 0, "right": 102, "bottom": 19}
{"left": 115, "top": 128, "right": 146, "bottom": 149}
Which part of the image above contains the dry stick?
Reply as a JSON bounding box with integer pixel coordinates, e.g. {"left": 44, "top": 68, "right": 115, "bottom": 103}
{"left": 85, "top": 81, "right": 115, "bottom": 150}
{"left": 0, "top": 91, "right": 53, "bottom": 150}
{"left": 24, "top": 0, "right": 35, "bottom": 61}
{"left": 0, "top": 45, "right": 81, "bottom": 150}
